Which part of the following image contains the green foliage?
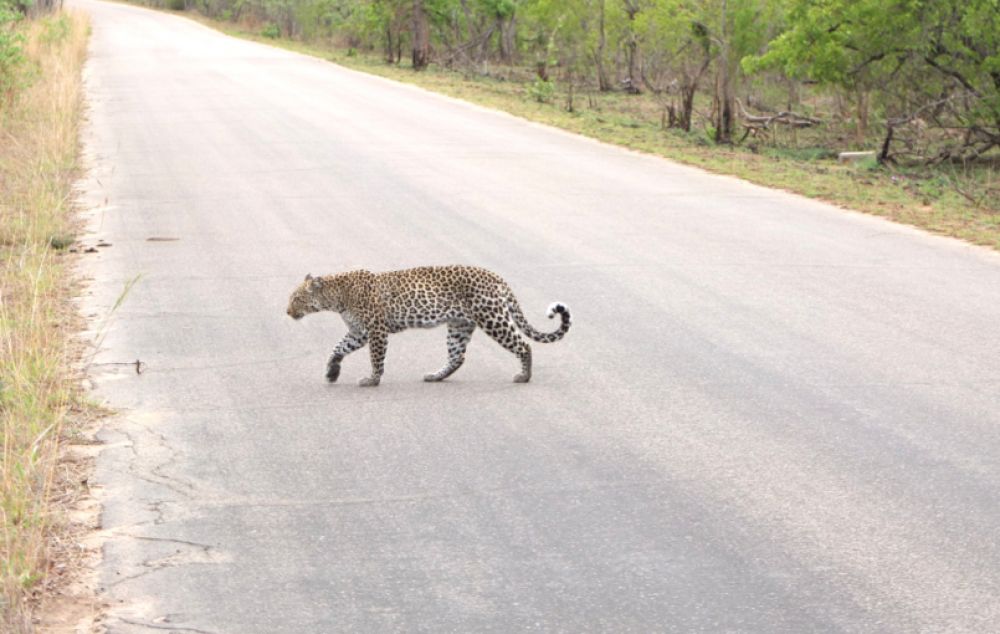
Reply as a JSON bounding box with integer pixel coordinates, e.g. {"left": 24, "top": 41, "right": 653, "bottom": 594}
{"left": 0, "top": 1, "right": 26, "bottom": 104}
{"left": 744, "top": 0, "right": 916, "bottom": 87}
{"left": 700, "top": 125, "right": 716, "bottom": 145}
{"left": 261, "top": 21, "right": 280, "bottom": 37}
{"left": 490, "top": 0, "right": 517, "bottom": 19}
{"left": 40, "top": 13, "right": 69, "bottom": 42}
{"left": 741, "top": 0, "right": 1000, "bottom": 160}
{"left": 746, "top": 0, "right": 1000, "bottom": 127}
{"left": 294, "top": 0, "right": 356, "bottom": 41}
{"left": 527, "top": 76, "right": 554, "bottom": 102}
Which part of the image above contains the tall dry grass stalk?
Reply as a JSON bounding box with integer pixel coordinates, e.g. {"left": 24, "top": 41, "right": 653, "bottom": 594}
{"left": 0, "top": 10, "right": 90, "bottom": 631}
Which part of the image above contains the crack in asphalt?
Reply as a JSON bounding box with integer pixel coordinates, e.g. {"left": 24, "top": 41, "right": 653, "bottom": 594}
{"left": 106, "top": 533, "right": 220, "bottom": 589}
{"left": 118, "top": 617, "right": 218, "bottom": 634}
{"left": 118, "top": 425, "right": 198, "bottom": 500}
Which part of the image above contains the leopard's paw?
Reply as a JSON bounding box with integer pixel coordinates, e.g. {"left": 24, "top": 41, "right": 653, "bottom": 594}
{"left": 326, "top": 362, "right": 341, "bottom": 383}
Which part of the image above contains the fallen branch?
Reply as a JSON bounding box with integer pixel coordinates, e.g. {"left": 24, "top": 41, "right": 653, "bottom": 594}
{"left": 736, "top": 98, "right": 823, "bottom": 131}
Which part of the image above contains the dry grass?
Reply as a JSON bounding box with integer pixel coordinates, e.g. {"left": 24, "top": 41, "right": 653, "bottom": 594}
{"left": 0, "top": 10, "right": 91, "bottom": 631}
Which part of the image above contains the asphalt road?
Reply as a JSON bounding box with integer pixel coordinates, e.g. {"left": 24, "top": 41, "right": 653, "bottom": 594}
{"left": 74, "top": 1, "right": 1000, "bottom": 631}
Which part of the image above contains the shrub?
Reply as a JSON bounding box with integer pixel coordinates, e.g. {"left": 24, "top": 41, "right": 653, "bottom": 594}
{"left": 0, "top": 2, "right": 26, "bottom": 104}
{"left": 40, "top": 13, "right": 69, "bottom": 43}
{"left": 528, "top": 78, "right": 554, "bottom": 104}
{"left": 261, "top": 22, "right": 280, "bottom": 38}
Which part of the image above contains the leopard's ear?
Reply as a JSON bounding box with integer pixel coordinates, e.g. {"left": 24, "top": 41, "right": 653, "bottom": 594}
{"left": 304, "top": 273, "right": 313, "bottom": 281}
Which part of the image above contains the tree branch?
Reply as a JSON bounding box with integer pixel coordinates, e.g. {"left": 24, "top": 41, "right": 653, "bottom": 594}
{"left": 923, "top": 54, "right": 981, "bottom": 97}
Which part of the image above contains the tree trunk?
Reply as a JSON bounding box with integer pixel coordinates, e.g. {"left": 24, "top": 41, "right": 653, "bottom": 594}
{"left": 385, "top": 27, "right": 396, "bottom": 64}
{"left": 712, "top": 60, "right": 735, "bottom": 143}
{"left": 715, "top": 84, "right": 734, "bottom": 144}
{"left": 536, "top": 61, "right": 549, "bottom": 81}
{"left": 878, "top": 122, "right": 895, "bottom": 164}
{"left": 855, "top": 87, "right": 869, "bottom": 146}
{"left": 787, "top": 78, "right": 799, "bottom": 111}
{"left": 594, "top": 0, "right": 612, "bottom": 91}
{"left": 680, "top": 84, "right": 696, "bottom": 132}
{"left": 412, "top": 0, "right": 430, "bottom": 71}
{"left": 625, "top": 35, "right": 640, "bottom": 93}
{"left": 499, "top": 15, "right": 516, "bottom": 65}
{"left": 713, "top": 0, "right": 734, "bottom": 144}
{"left": 623, "top": 0, "right": 641, "bottom": 93}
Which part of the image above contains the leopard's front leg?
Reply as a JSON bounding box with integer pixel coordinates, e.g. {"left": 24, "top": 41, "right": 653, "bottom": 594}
{"left": 327, "top": 330, "right": 368, "bottom": 383}
{"left": 359, "top": 323, "right": 388, "bottom": 387}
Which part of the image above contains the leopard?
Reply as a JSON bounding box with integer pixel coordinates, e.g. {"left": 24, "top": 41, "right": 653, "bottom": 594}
{"left": 286, "top": 265, "right": 571, "bottom": 386}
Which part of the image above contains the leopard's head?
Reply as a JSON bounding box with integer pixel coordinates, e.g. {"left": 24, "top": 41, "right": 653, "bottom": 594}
{"left": 286, "top": 273, "right": 326, "bottom": 320}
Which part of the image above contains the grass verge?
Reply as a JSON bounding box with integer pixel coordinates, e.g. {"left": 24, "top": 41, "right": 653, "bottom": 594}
{"left": 188, "top": 13, "right": 1000, "bottom": 252}
{"left": 0, "top": 10, "right": 93, "bottom": 632}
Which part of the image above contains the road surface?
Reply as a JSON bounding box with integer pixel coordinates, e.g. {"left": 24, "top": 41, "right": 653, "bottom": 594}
{"left": 75, "top": 1, "right": 1000, "bottom": 631}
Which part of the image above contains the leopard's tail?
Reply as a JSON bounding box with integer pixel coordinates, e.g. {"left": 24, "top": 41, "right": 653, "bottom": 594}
{"left": 507, "top": 297, "right": 571, "bottom": 343}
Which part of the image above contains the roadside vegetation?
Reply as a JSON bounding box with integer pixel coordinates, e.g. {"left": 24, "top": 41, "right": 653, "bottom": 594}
{"left": 0, "top": 3, "right": 91, "bottom": 630}
{"left": 147, "top": 0, "right": 999, "bottom": 249}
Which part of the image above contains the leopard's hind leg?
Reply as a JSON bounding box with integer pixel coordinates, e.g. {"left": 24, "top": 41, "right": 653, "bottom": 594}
{"left": 476, "top": 313, "right": 532, "bottom": 383}
{"left": 425, "top": 319, "right": 475, "bottom": 382}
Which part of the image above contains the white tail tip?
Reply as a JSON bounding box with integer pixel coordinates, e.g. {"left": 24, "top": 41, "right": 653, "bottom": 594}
{"left": 547, "top": 302, "right": 568, "bottom": 318}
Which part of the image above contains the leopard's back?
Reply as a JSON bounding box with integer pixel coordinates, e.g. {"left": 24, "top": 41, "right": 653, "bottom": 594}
{"left": 374, "top": 265, "right": 511, "bottom": 330}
